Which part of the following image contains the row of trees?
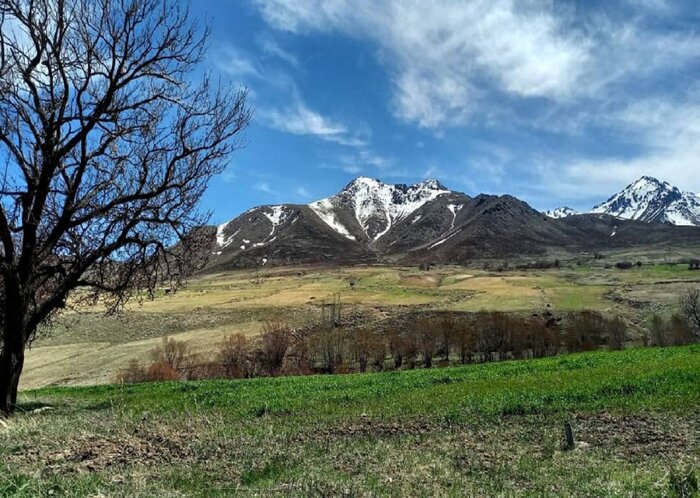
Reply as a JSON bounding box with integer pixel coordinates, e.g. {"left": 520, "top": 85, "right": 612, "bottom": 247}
{"left": 121, "top": 288, "right": 700, "bottom": 383}
{"left": 119, "top": 311, "right": 639, "bottom": 382}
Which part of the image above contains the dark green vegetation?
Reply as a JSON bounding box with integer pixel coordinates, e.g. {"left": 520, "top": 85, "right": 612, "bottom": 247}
{"left": 3, "top": 345, "right": 700, "bottom": 496}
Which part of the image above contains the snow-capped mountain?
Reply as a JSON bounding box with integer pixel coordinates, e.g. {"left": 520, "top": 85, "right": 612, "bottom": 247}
{"left": 543, "top": 176, "right": 700, "bottom": 227}
{"left": 545, "top": 206, "right": 580, "bottom": 219}
{"left": 211, "top": 177, "right": 468, "bottom": 267}
{"left": 206, "top": 175, "right": 700, "bottom": 270}
{"left": 590, "top": 176, "right": 700, "bottom": 226}
{"left": 309, "top": 177, "right": 452, "bottom": 242}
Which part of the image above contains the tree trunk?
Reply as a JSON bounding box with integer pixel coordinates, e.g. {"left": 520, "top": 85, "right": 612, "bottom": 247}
{"left": 0, "top": 339, "right": 25, "bottom": 416}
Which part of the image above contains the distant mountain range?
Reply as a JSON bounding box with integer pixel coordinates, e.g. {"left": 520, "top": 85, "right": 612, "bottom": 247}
{"left": 207, "top": 176, "right": 700, "bottom": 270}
{"left": 547, "top": 176, "right": 700, "bottom": 226}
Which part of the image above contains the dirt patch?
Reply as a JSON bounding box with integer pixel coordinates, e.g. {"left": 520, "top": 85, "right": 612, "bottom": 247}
{"left": 296, "top": 411, "right": 700, "bottom": 463}
{"left": 8, "top": 427, "right": 195, "bottom": 474}
{"left": 571, "top": 411, "right": 700, "bottom": 459}
{"left": 302, "top": 417, "right": 442, "bottom": 442}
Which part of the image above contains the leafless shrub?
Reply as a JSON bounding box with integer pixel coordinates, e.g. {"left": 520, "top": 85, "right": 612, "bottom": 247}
{"left": 260, "top": 321, "right": 291, "bottom": 375}
{"left": 285, "top": 329, "right": 314, "bottom": 375}
{"left": 679, "top": 287, "right": 700, "bottom": 339}
{"left": 218, "top": 333, "right": 254, "bottom": 378}
{"left": 565, "top": 311, "right": 605, "bottom": 352}
{"left": 607, "top": 317, "right": 627, "bottom": 350}
{"left": 387, "top": 329, "right": 405, "bottom": 369}
{"left": 415, "top": 318, "right": 438, "bottom": 368}
{"left": 117, "top": 358, "right": 180, "bottom": 383}
{"left": 117, "top": 359, "right": 149, "bottom": 384}
{"left": 151, "top": 337, "right": 188, "bottom": 371}
{"left": 310, "top": 327, "right": 347, "bottom": 374}
{"left": 145, "top": 362, "right": 181, "bottom": 381}
{"left": 451, "top": 321, "right": 475, "bottom": 364}
{"left": 350, "top": 328, "right": 373, "bottom": 373}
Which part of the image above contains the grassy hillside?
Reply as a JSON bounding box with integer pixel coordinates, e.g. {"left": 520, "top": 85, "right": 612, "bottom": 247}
{"left": 23, "top": 263, "right": 700, "bottom": 389}
{"left": 3, "top": 345, "right": 700, "bottom": 496}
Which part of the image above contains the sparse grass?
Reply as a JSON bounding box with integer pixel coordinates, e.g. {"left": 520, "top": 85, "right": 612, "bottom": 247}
{"left": 4, "top": 345, "right": 700, "bottom": 496}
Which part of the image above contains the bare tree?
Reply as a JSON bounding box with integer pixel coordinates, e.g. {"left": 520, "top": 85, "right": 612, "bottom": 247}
{"left": 679, "top": 287, "right": 700, "bottom": 339}
{"left": 0, "top": 0, "right": 251, "bottom": 415}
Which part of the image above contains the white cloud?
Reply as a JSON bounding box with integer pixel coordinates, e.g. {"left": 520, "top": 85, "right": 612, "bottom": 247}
{"left": 255, "top": 182, "right": 277, "bottom": 195}
{"left": 260, "top": 100, "right": 368, "bottom": 146}
{"left": 253, "top": 0, "right": 700, "bottom": 131}
{"left": 253, "top": 0, "right": 590, "bottom": 127}
{"left": 296, "top": 186, "right": 311, "bottom": 198}
{"left": 213, "top": 44, "right": 261, "bottom": 79}
{"left": 258, "top": 37, "right": 299, "bottom": 67}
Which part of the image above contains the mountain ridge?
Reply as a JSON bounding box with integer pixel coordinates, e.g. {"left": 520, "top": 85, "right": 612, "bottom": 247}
{"left": 207, "top": 176, "right": 700, "bottom": 270}
{"left": 547, "top": 176, "right": 700, "bottom": 226}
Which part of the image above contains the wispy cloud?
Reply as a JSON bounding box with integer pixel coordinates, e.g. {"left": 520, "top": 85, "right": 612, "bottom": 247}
{"left": 213, "top": 44, "right": 261, "bottom": 80}
{"left": 257, "top": 36, "right": 299, "bottom": 67}
{"left": 260, "top": 100, "right": 368, "bottom": 147}
{"left": 252, "top": 1, "right": 592, "bottom": 127}
{"left": 295, "top": 186, "right": 311, "bottom": 199}
{"left": 255, "top": 182, "right": 278, "bottom": 195}
{"left": 253, "top": 1, "right": 700, "bottom": 130}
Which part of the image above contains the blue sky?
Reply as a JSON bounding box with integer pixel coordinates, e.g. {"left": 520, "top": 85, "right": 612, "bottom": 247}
{"left": 191, "top": 0, "right": 700, "bottom": 224}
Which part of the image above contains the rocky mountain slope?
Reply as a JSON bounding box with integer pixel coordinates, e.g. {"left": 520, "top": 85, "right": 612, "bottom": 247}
{"left": 547, "top": 176, "right": 700, "bottom": 226}
{"left": 207, "top": 176, "right": 700, "bottom": 270}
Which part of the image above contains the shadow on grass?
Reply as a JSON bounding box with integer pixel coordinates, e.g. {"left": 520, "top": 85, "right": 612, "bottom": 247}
{"left": 14, "top": 400, "right": 55, "bottom": 413}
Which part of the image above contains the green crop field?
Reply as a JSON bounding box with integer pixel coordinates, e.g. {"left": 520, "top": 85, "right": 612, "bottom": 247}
{"left": 3, "top": 345, "right": 700, "bottom": 496}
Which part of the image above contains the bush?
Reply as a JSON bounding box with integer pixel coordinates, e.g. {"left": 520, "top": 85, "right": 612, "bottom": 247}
{"left": 145, "top": 361, "right": 181, "bottom": 381}
{"left": 260, "top": 321, "right": 291, "bottom": 375}
{"left": 116, "top": 358, "right": 181, "bottom": 383}
{"left": 285, "top": 328, "right": 313, "bottom": 375}
{"left": 310, "top": 327, "right": 347, "bottom": 374}
{"left": 387, "top": 329, "right": 405, "bottom": 369}
{"left": 451, "top": 321, "right": 475, "bottom": 364}
{"left": 117, "top": 359, "right": 148, "bottom": 383}
{"left": 607, "top": 317, "right": 627, "bottom": 350}
{"left": 679, "top": 287, "right": 700, "bottom": 339}
{"left": 565, "top": 311, "right": 605, "bottom": 352}
{"left": 415, "top": 318, "right": 439, "bottom": 368}
{"left": 219, "top": 333, "right": 254, "bottom": 378}
{"left": 150, "top": 336, "right": 188, "bottom": 371}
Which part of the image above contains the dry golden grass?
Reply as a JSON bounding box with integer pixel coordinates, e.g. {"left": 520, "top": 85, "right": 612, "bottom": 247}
{"left": 23, "top": 263, "right": 697, "bottom": 390}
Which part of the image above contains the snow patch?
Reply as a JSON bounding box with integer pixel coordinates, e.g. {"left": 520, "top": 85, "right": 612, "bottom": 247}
{"left": 216, "top": 224, "right": 240, "bottom": 249}
{"left": 446, "top": 204, "right": 463, "bottom": 230}
{"left": 309, "top": 198, "right": 357, "bottom": 240}
{"left": 544, "top": 206, "right": 579, "bottom": 219}
{"left": 429, "top": 229, "right": 461, "bottom": 249}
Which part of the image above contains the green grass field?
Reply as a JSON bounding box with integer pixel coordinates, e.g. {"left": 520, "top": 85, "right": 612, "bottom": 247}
{"left": 3, "top": 345, "right": 700, "bottom": 496}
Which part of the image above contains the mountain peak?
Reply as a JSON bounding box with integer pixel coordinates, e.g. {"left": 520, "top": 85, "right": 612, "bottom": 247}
{"left": 590, "top": 176, "right": 699, "bottom": 226}
{"left": 416, "top": 178, "right": 447, "bottom": 190}
{"left": 545, "top": 206, "right": 580, "bottom": 219}
{"left": 341, "top": 176, "right": 447, "bottom": 193}
{"left": 314, "top": 177, "right": 456, "bottom": 241}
